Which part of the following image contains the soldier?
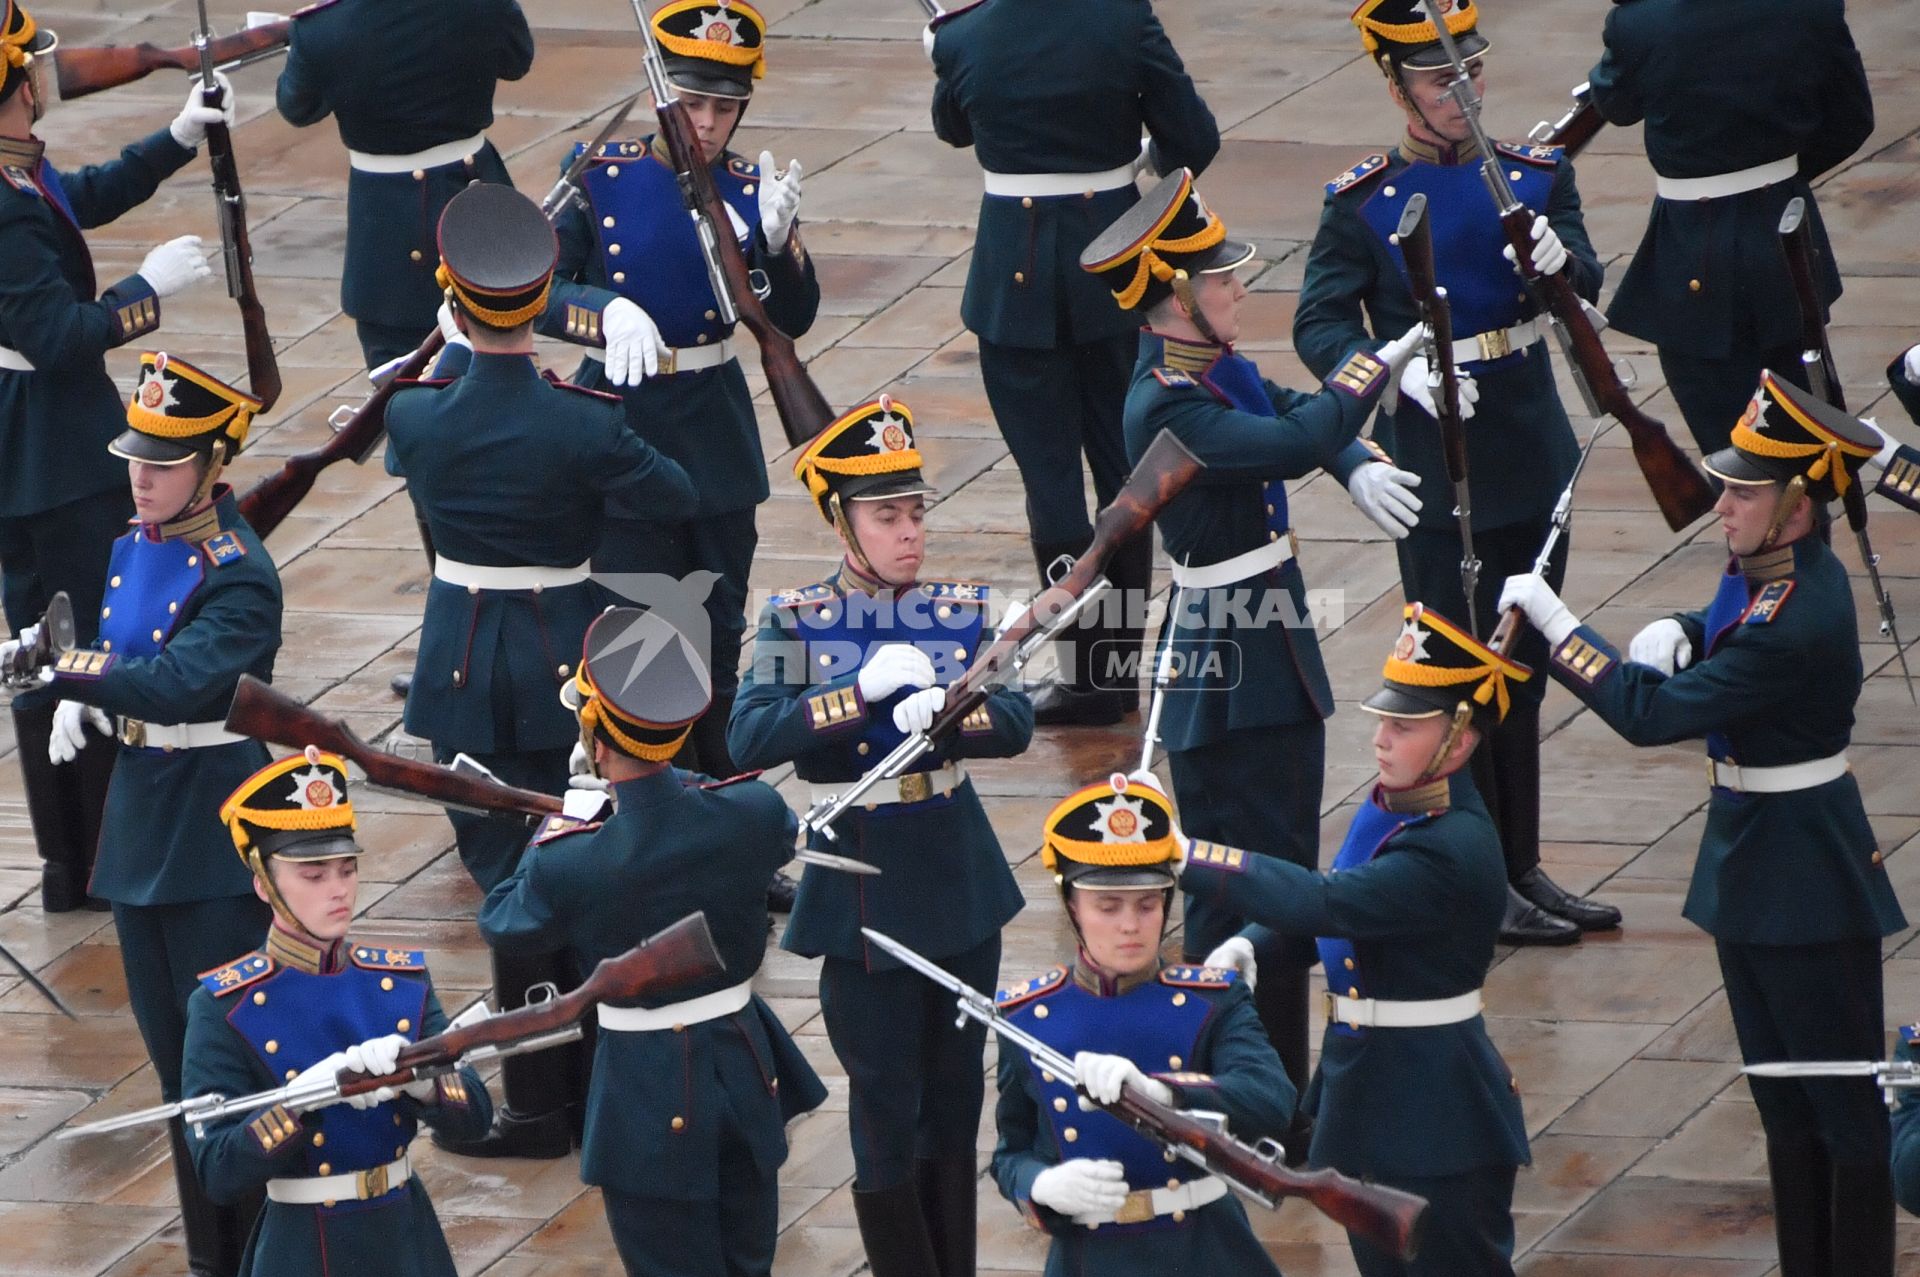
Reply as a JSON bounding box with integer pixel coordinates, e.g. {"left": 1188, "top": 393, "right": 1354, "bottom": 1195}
{"left": 1498, "top": 372, "right": 1906, "bottom": 1276}
{"left": 1588, "top": 0, "right": 1872, "bottom": 456}
{"left": 383, "top": 182, "right": 695, "bottom": 1159}
{"left": 1295, "top": 0, "right": 1622, "bottom": 946}
{"left": 990, "top": 777, "right": 1293, "bottom": 1275}
{"left": 478, "top": 607, "right": 827, "bottom": 1277}
{"left": 1895, "top": 1025, "right": 1920, "bottom": 1216}
{"left": 12, "top": 354, "right": 282, "bottom": 1276}
{"left": 0, "top": 0, "right": 230, "bottom": 912}
{"left": 1169, "top": 603, "right": 1532, "bottom": 1277}
{"left": 730, "top": 398, "right": 1034, "bottom": 1276}
{"left": 181, "top": 751, "right": 493, "bottom": 1277}
{"left": 1077, "top": 168, "right": 1424, "bottom": 1130}
{"left": 928, "top": 0, "right": 1219, "bottom": 726}
{"left": 275, "top": 0, "right": 535, "bottom": 368}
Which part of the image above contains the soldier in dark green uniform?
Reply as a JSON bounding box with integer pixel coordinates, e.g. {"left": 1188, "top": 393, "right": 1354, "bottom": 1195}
{"left": 990, "top": 778, "right": 1294, "bottom": 1276}
{"left": 182, "top": 751, "right": 492, "bottom": 1277}
{"left": 22, "top": 353, "right": 282, "bottom": 1277}
{"left": 1295, "top": 0, "right": 1622, "bottom": 946}
{"left": 0, "top": 0, "right": 233, "bottom": 913}
{"left": 928, "top": 0, "right": 1219, "bottom": 725}
{"left": 1588, "top": 0, "right": 1872, "bottom": 456}
{"left": 1499, "top": 372, "right": 1905, "bottom": 1276}
{"left": 383, "top": 183, "right": 695, "bottom": 1159}
{"left": 1172, "top": 603, "right": 1531, "bottom": 1276}
{"left": 730, "top": 398, "right": 1033, "bottom": 1275}
{"left": 276, "top": 0, "right": 534, "bottom": 367}
{"left": 479, "top": 607, "right": 826, "bottom": 1277}
{"left": 1077, "top": 168, "right": 1422, "bottom": 1131}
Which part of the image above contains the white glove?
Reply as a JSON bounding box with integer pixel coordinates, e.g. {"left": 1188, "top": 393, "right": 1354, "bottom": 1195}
{"left": 1029, "top": 1158, "right": 1129, "bottom": 1221}
{"left": 169, "top": 71, "right": 236, "bottom": 150}
{"left": 1204, "top": 936, "right": 1258, "bottom": 991}
{"left": 1123, "top": 769, "right": 1185, "bottom": 862}
{"left": 1133, "top": 135, "right": 1155, "bottom": 178}
{"left": 568, "top": 738, "right": 592, "bottom": 777}
{"left": 561, "top": 778, "right": 612, "bottom": 822}
{"left": 1859, "top": 416, "right": 1900, "bottom": 471}
{"left": 757, "top": 150, "right": 803, "bottom": 250}
{"left": 1075, "top": 1051, "right": 1173, "bottom": 1108}
{"left": 921, "top": 21, "right": 937, "bottom": 61}
{"left": 48, "top": 700, "right": 112, "bottom": 765}
{"left": 601, "top": 298, "right": 669, "bottom": 387}
{"left": 1346, "top": 461, "right": 1423, "bottom": 539}
{"left": 858, "top": 644, "right": 936, "bottom": 702}
{"left": 0, "top": 621, "right": 40, "bottom": 671}
{"left": 1497, "top": 572, "right": 1581, "bottom": 646}
{"left": 1502, "top": 214, "right": 1568, "bottom": 277}
{"left": 1904, "top": 343, "right": 1920, "bottom": 386}
{"left": 138, "top": 236, "right": 212, "bottom": 298}
{"left": 1125, "top": 768, "right": 1166, "bottom": 796}
{"left": 1396, "top": 356, "right": 1481, "bottom": 421}
{"left": 343, "top": 1033, "right": 435, "bottom": 1107}
{"left": 246, "top": 13, "right": 290, "bottom": 29}
{"left": 1628, "top": 617, "right": 1692, "bottom": 676}
{"left": 892, "top": 685, "right": 946, "bottom": 733}
{"left": 435, "top": 298, "right": 471, "bottom": 352}
{"left": 1373, "top": 322, "right": 1428, "bottom": 375}
{"left": 290, "top": 1049, "right": 355, "bottom": 1097}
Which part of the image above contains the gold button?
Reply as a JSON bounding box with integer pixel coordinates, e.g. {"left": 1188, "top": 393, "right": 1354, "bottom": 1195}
{"left": 696, "top": 333, "right": 709, "bottom": 344}
{"left": 609, "top": 243, "right": 622, "bottom": 256}
{"left": 1082, "top": 189, "right": 1094, "bottom": 200}
{"left": 671, "top": 1116, "right": 685, "bottom": 1131}
{"left": 1343, "top": 958, "right": 1355, "bottom": 970}
{"left": 167, "top": 602, "right": 177, "bottom": 614}
{"left": 857, "top": 742, "right": 870, "bottom": 755}
{"left": 286, "top": 1069, "right": 298, "bottom": 1081}
{"left": 1688, "top": 279, "right": 1702, "bottom": 293}
{"left": 603, "top": 216, "right": 616, "bottom": 229}
{"left": 1265, "top": 504, "right": 1275, "bottom": 516}
{"left": 396, "top": 1145, "right": 405, "bottom": 1158}
{"left": 818, "top": 653, "right": 832, "bottom": 667}
{"left": 1872, "top": 850, "right": 1885, "bottom": 865}
{"left": 1169, "top": 1055, "right": 1182, "bottom": 1068}
{"left": 1021, "top": 197, "right": 1033, "bottom": 209}
{"left": 613, "top": 271, "right": 627, "bottom": 284}
{"left": 937, "top": 605, "right": 952, "bottom": 619}
{"left": 380, "top": 977, "right": 394, "bottom": 991}
{"left": 557, "top": 664, "right": 571, "bottom": 678}
{"left": 410, "top": 249, "right": 423, "bottom": 262}
{"left": 321, "top": 1198, "right": 336, "bottom": 1208}
{"left": 1172, "top": 1210, "right": 1186, "bottom": 1223}
{"left": 1510, "top": 1076, "right": 1521, "bottom": 1095}
{"left": 110, "top": 575, "right": 121, "bottom": 587}
{"left": 187, "top": 556, "right": 198, "bottom": 567}
{"left": 1041, "top": 1071, "right": 1055, "bottom": 1084}
{"left": 704, "top": 309, "right": 717, "bottom": 321}
{"left": 452, "top": 670, "right": 464, "bottom": 687}
{"left": 1053, "top": 1097, "right": 1067, "bottom": 1112}
{"left": 743, "top": 184, "right": 755, "bottom": 196}
{"left": 1510, "top": 170, "right": 1523, "bottom": 182}
{"left": 151, "top": 629, "right": 163, "bottom": 642}
{"left": 1063, "top": 1127, "right": 1078, "bottom": 1142}
{"left": 672, "top": 1023, "right": 685, "bottom": 1033}
{"left": 1168, "top": 1178, "right": 1181, "bottom": 1189}
{"left": 1172, "top": 992, "right": 1187, "bottom": 1007}
{"left": 312, "top": 1132, "right": 324, "bottom": 1147}
{"left": 466, "top": 583, "right": 479, "bottom": 596}
{"left": 607, "top": 165, "right": 620, "bottom": 178}
{"left": 265, "top": 1040, "right": 279, "bottom": 1054}
{"left": 1268, "top": 530, "right": 1279, "bottom": 542}
{"left": 101, "top": 607, "right": 110, "bottom": 618}
{"left": 393, "top": 1114, "right": 403, "bottom": 1126}
{"left": 1034, "top": 1005, "right": 1049, "bottom": 1019}
{"left": 1013, "top": 271, "right": 1025, "bottom": 283}
{"left": 396, "top": 1018, "right": 411, "bottom": 1032}
{"left": 102, "top": 640, "right": 112, "bottom": 651}
{"left": 317, "top": 1161, "right": 331, "bottom": 1175}
{"left": 1383, "top": 185, "right": 1396, "bottom": 197}
{"left": 411, "top": 168, "right": 425, "bottom": 181}
{"left": 1348, "top": 987, "right": 1359, "bottom": 998}
{"left": 253, "top": 991, "right": 267, "bottom": 1006}
{"left": 954, "top": 648, "right": 966, "bottom": 660}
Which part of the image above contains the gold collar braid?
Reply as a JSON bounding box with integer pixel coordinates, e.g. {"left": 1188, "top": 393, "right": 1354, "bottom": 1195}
{"left": 435, "top": 263, "right": 554, "bottom": 330}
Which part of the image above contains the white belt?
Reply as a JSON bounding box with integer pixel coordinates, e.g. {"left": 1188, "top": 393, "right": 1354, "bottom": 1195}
{"left": 596, "top": 977, "right": 755, "bottom": 1032}
{"left": 1654, "top": 156, "right": 1796, "bottom": 202}
{"left": 432, "top": 556, "right": 591, "bottom": 593}
{"left": 808, "top": 761, "right": 967, "bottom": 810}
{"left": 1707, "top": 751, "right": 1849, "bottom": 794}
{"left": 348, "top": 132, "right": 489, "bottom": 174}
{"left": 119, "top": 718, "right": 246, "bottom": 751}
{"left": 1450, "top": 318, "right": 1542, "bottom": 366}
{"left": 1328, "top": 989, "right": 1483, "bottom": 1029}
{"left": 1169, "top": 533, "right": 1296, "bottom": 590}
{"left": 266, "top": 1153, "right": 410, "bottom": 1205}
{"left": 0, "top": 345, "right": 32, "bottom": 372}
{"left": 982, "top": 164, "right": 1137, "bottom": 199}
{"left": 1083, "top": 1175, "right": 1227, "bottom": 1226}
{"left": 584, "top": 338, "right": 734, "bottom": 375}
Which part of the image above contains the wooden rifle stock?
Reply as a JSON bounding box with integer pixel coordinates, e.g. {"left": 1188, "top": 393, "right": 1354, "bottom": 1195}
{"left": 1529, "top": 84, "right": 1604, "bottom": 157}
{"left": 223, "top": 673, "right": 565, "bottom": 819}
{"left": 52, "top": 24, "right": 290, "bottom": 101}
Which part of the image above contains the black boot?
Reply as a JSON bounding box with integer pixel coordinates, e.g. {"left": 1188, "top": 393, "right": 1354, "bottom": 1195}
{"left": 1830, "top": 1159, "right": 1894, "bottom": 1277}
{"left": 12, "top": 700, "right": 108, "bottom": 913}
{"left": 1766, "top": 1135, "right": 1831, "bottom": 1277}
{"left": 432, "top": 949, "right": 573, "bottom": 1159}
{"left": 852, "top": 1180, "right": 940, "bottom": 1277}
{"left": 915, "top": 1157, "right": 977, "bottom": 1277}
{"left": 389, "top": 672, "right": 412, "bottom": 699}
{"left": 68, "top": 727, "right": 115, "bottom": 911}
{"left": 1512, "top": 866, "right": 1622, "bottom": 932}
{"left": 765, "top": 869, "right": 799, "bottom": 914}
{"left": 1499, "top": 886, "right": 1581, "bottom": 946}
{"left": 170, "top": 1116, "right": 257, "bottom": 1277}
{"left": 1252, "top": 964, "right": 1314, "bottom": 1166}
{"left": 1028, "top": 537, "right": 1127, "bottom": 727}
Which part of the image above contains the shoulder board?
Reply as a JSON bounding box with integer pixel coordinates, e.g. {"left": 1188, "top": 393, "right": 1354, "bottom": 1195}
{"left": 725, "top": 155, "right": 759, "bottom": 181}
{"left": 773, "top": 582, "right": 836, "bottom": 609}
{"left": 393, "top": 377, "right": 454, "bottom": 390}
{"left": 1161, "top": 964, "right": 1238, "bottom": 989}
{"left": 547, "top": 378, "right": 622, "bottom": 404}
{"left": 929, "top": 0, "right": 988, "bottom": 29}
{"left": 1742, "top": 580, "right": 1795, "bottom": 626}
{"left": 1903, "top": 1023, "right": 1920, "bottom": 1046}
{"left": 921, "top": 580, "right": 988, "bottom": 603}
{"left": 1151, "top": 366, "right": 1197, "bottom": 389}
{"left": 1327, "top": 153, "right": 1389, "bottom": 196}
{"left": 0, "top": 163, "right": 36, "bottom": 195}
{"left": 201, "top": 530, "right": 247, "bottom": 567}
{"left": 291, "top": 0, "right": 342, "bottom": 17}
{"left": 1496, "top": 141, "right": 1563, "bottom": 168}
{"left": 695, "top": 769, "right": 766, "bottom": 790}
{"left": 349, "top": 944, "right": 426, "bottom": 972}
{"left": 198, "top": 952, "right": 275, "bottom": 997}
{"left": 994, "top": 965, "right": 1067, "bottom": 1009}
{"left": 586, "top": 138, "right": 648, "bottom": 163}
{"left": 531, "top": 815, "right": 601, "bottom": 846}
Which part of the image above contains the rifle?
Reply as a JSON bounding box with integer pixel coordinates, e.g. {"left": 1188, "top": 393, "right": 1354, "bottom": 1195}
{"left": 191, "top": 0, "right": 281, "bottom": 414}
{"left": 59, "top": 912, "right": 725, "bottom": 1140}
{"left": 633, "top": 0, "right": 834, "bottom": 448}
{"left": 1487, "top": 419, "right": 1604, "bottom": 658}
{"left": 0, "top": 938, "right": 75, "bottom": 1018}
{"left": 862, "top": 927, "right": 1429, "bottom": 1261}
{"left": 1527, "top": 83, "right": 1604, "bottom": 157}
{"left": 1, "top": 591, "right": 74, "bottom": 689}
{"left": 1137, "top": 568, "right": 1190, "bottom": 775}
{"left": 52, "top": 19, "right": 289, "bottom": 103}
{"left": 1744, "top": 1059, "right": 1920, "bottom": 1106}
{"left": 235, "top": 95, "right": 639, "bottom": 539}
{"left": 1419, "top": 7, "right": 1715, "bottom": 533}
{"left": 1777, "top": 198, "right": 1915, "bottom": 703}
{"left": 1394, "top": 193, "right": 1480, "bottom": 635}
{"left": 799, "top": 431, "right": 1204, "bottom": 839}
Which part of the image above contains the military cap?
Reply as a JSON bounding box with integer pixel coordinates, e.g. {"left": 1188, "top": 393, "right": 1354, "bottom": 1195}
{"left": 1352, "top": 0, "right": 1488, "bottom": 70}
{"left": 653, "top": 0, "right": 767, "bottom": 99}
{"left": 1081, "top": 169, "right": 1254, "bottom": 312}
{"left": 434, "top": 183, "right": 558, "bottom": 331}
{"left": 563, "top": 606, "right": 712, "bottom": 762}
{"left": 0, "top": 0, "right": 54, "bottom": 104}
{"left": 1364, "top": 602, "right": 1531, "bottom": 730}
{"left": 1705, "top": 371, "right": 1881, "bottom": 502}
{"left": 1041, "top": 775, "right": 1180, "bottom": 892}
{"left": 793, "top": 394, "right": 937, "bottom": 525}
{"left": 220, "top": 749, "right": 361, "bottom": 866}
{"left": 110, "top": 352, "right": 262, "bottom": 466}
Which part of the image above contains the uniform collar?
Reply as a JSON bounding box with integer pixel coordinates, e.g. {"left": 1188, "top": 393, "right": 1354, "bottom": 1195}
{"left": 464, "top": 350, "right": 542, "bottom": 382}
{"left": 1146, "top": 330, "right": 1225, "bottom": 373}
{"left": 1378, "top": 776, "right": 1451, "bottom": 814}
{"left": 1400, "top": 131, "right": 1484, "bottom": 167}
{"left": 611, "top": 767, "right": 682, "bottom": 811}
{"left": 0, "top": 135, "right": 43, "bottom": 168}
{"left": 836, "top": 557, "right": 901, "bottom": 598}
{"left": 265, "top": 923, "right": 345, "bottom": 975}
{"left": 146, "top": 486, "right": 230, "bottom": 544}
{"left": 647, "top": 133, "right": 729, "bottom": 172}
{"left": 1071, "top": 950, "right": 1162, "bottom": 998}
{"left": 1738, "top": 543, "right": 1797, "bottom": 583}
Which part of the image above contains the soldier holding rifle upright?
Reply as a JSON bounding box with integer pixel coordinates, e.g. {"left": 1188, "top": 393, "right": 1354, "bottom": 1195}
{"left": 1295, "top": 0, "right": 1620, "bottom": 947}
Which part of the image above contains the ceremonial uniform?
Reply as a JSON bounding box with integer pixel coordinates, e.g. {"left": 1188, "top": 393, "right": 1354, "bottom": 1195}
{"left": 1180, "top": 605, "right": 1534, "bottom": 1276}
{"left": 479, "top": 607, "right": 826, "bottom": 1277}
{"left": 276, "top": 0, "right": 534, "bottom": 366}
{"left": 1892, "top": 1026, "right": 1920, "bottom": 1216}
{"left": 1589, "top": 0, "right": 1872, "bottom": 455}
{"left": 182, "top": 753, "right": 492, "bottom": 1277}
{"left": 930, "top": 0, "right": 1220, "bottom": 723}
{"left": 729, "top": 399, "right": 1032, "bottom": 1274}
{"left": 1295, "top": 0, "right": 1618, "bottom": 946}
{"left": 1506, "top": 374, "right": 1903, "bottom": 1275}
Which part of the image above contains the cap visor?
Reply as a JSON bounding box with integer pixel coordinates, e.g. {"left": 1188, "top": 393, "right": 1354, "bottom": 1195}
{"left": 667, "top": 67, "right": 753, "bottom": 100}
{"left": 1398, "top": 30, "right": 1490, "bottom": 69}
{"left": 108, "top": 430, "right": 199, "bottom": 465}
{"left": 1702, "top": 447, "right": 1777, "bottom": 487}
{"left": 1360, "top": 686, "right": 1447, "bottom": 719}
{"left": 1071, "top": 869, "right": 1177, "bottom": 891}
{"left": 844, "top": 475, "right": 938, "bottom": 503}
{"left": 1197, "top": 239, "right": 1257, "bottom": 275}
{"left": 266, "top": 833, "right": 362, "bottom": 862}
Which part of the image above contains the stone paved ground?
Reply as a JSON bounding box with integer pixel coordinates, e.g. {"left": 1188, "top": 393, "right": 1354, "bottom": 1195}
{"left": 2, "top": 0, "right": 1918, "bottom": 1273}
